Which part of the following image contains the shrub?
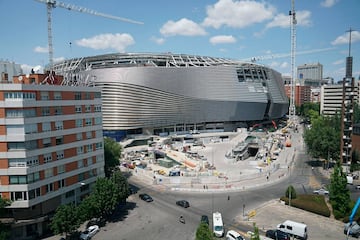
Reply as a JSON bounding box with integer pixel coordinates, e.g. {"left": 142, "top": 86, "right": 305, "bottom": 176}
{"left": 280, "top": 194, "right": 330, "bottom": 217}
{"left": 285, "top": 185, "right": 297, "bottom": 199}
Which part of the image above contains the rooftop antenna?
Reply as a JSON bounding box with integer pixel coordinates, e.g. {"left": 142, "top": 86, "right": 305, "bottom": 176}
{"left": 34, "top": 0, "right": 144, "bottom": 69}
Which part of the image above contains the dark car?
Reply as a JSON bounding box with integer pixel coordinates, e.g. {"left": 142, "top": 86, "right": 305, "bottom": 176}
{"left": 139, "top": 193, "right": 153, "bottom": 202}
{"left": 200, "top": 215, "right": 209, "bottom": 225}
{"left": 265, "top": 229, "right": 290, "bottom": 240}
{"left": 176, "top": 200, "right": 190, "bottom": 208}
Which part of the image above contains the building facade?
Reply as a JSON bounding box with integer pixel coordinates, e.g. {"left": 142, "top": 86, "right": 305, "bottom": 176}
{"left": 320, "top": 82, "right": 359, "bottom": 116}
{"left": 0, "top": 74, "right": 104, "bottom": 239}
{"left": 297, "top": 63, "right": 327, "bottom": 86}
{"left": 0, "top": 60, "right": 22, "bottom": 83}
{"left": 52, "top": 53, "right": 289, "bottom": 141}
{"left": 284, "top": 85, "right": 311, "bottom": 107}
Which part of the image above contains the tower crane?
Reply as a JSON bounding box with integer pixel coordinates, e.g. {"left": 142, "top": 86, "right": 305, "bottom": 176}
{"left": 288, "top": 0, "right": 297, "bottom": 124}
{"left": 34, "top": 0, "right": 144, "bottom": 68}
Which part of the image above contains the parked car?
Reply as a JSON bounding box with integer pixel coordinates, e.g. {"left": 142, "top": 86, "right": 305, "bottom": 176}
{"left": 313, "top": 188, "right": 329, "bottom": 195}
{"left": 226, "top": 230, "right": 244, "bottom": 240}
{"left": 200, "top": 215, "right": 209, "bottom": 225}
{"left": 176, "top": 200, "right": 190, "bottom": 208}
{"left": 80, "top": 225, "right": 99, "bottom": 240}
{"left": 265, "top": 229, "right": 290, "bottom": 240}
{"left": 139, "top": 193, "right": 153, "bottom": 202}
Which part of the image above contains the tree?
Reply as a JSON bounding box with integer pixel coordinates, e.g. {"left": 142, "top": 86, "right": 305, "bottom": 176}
{"left": 195, "top": 222, "right": 213, "bottom": 240}
{"left": 250, "top": 222, "right": 260, "bottom": 240}
{"left": 0, "top": 196, "right": 11, "bottom": 240}
{"left": 50, "top": 204, "right": 81, "bottom": 239}
{"left": 329, "top": 163, "right": 351, "bottom": 219}
{"left": 84, "top": 177, "right": 119, "bottom": 219}
{"left": 104, "top": 137, "right": 122, "bottom": 177}
{"left": 286, "top": 185, "right": 297, "bottom": 200}
{"left": 110, "top": 170, "right": 130, "bottom": 202}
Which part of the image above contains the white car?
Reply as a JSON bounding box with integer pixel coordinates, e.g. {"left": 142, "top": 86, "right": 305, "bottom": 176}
{"left": 80, "top": 225, "right": 99, "bottom": 240}
{"left": 313, "top": 188, "right": 329, "bottom": 195}
{"left": 226, "top": 230, "right": 244, "bottom": 240}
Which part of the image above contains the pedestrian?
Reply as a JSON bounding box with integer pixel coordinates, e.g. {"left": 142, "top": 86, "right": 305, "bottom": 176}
{"left": 228, "top": 195, "right": 230, "bottom": 201}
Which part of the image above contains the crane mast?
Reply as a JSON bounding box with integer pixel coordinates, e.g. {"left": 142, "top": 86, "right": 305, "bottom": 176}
{"left": 289, "top": 0, "right": 297, "bottom": 124}
{"left": 35, "top": 0, "right": 144, "bottom": 68}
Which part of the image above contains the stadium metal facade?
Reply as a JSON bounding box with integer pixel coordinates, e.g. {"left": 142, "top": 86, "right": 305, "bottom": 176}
{"left": 52, "top": 53, "right": 289, "bottom": 140}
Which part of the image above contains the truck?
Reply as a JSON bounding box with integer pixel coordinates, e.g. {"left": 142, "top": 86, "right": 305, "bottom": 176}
{"left": 344, "top": 198, "right": 360, "bottom": 237}
{"left": 277, "top": 220, "right": 308, "bottom": 240}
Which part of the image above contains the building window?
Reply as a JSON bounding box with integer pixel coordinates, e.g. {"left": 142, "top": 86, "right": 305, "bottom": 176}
{"left": 11, "top": 192, "right": 27, "bottom": 201}
{"left": 9, "top": 158, "right": 27, "bottom": 167}
{"left": 87, "top": 157, "right": 93, "bottom": 165}
{"left": 41, "top": 107, "right": 50, "bottom": 116}
{"left": 76, "top": 133, "right": 83, "bottom": 141}
{"left": 44, "top": 168, "right": 53, "bottom": 178}
{"left": 58, "top": 165, "right": 65, "bottom": 174}
{"left": 56, "top": 151, "right": 64, "bottom": 160}
{"left": 10, "top": 175, "right": 27, "bottom": 184}
{"left": 4, "top": 92, "right": 36, "bottom": 100}
{"left": 75, "top": 105, "right": 82, "bottom": 113}
{"left": 86, "top": 144, "right": 93, "bottom": 153}
{"left": 28, "top": 188, "right": 41, "bottom": 200}
{"left": 43, "top": 153, "right": 52, "bottom": 163}
{"left": 86, "top": 131, "right": 92, "bottom": 139}
{"left": 78, "top": 159, "right": 84, "bottom": 168}
{"left": 54, "top": 106, "right": 62, "bottom": 115}
{"left": 40, "top": 91, "right": 49, "bottom": 100}
{"left": 85, "top": 92, "right": 91, "bottom": 100}
{"left": 55, "top": 121, "right": 63, "bottom": 130}
{"left": 85, "top": 118, "right": 92, "bottom": 126}
{"left": 94, "top": 92, "right": 101, "bottom": 98}
{"left": 77, "top": 146, "right": 84, "bottom": 154}
{"left": 96, "top": 142, "right": 103, "bottom": 150}
{"left": 85, "top": 105, "right": 91, "bottom": 112}
{"left": 8, "top": 141, "right": 38, "bottom": 150}
{"left": 43, "top": 138, "right": 51, "bottom": 147}
{"left": 76, "top": 119, "right": 83, "bottom": 128}
{"left": 42, "top": 122, "right": 51, "bottom": 132}
{"left": 54, "top": 92, "right": 62, "bottom": 100}
{"left": 27, "top": 172, "right": 40, "bottom": 183}
{"left": 56, "top": 136, "right": 63, "bottom": 145}
{"left": 75, "top": 92, "right": 82, "bottom": 100}
{"left": 94, "top": 105, "right": 101, "bottom": 112}
{"left": 58, "top": 179, "right": 65, "bottom": 189}
{"left": 95, "top": 117, "right": 102, "bottom": 125}
{"left": 6, "top": 109, "right": 36, "bottom": 118}
{"left": 45, "top": 183, "right": 54, "bottom": 193}
{"left": 25, "top": 124, "right": 38, "bottom": 134}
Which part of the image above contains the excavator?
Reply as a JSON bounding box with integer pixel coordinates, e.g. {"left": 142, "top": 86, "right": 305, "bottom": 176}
{"left": 344, "top": 198, "right": 360, "bottom": 238}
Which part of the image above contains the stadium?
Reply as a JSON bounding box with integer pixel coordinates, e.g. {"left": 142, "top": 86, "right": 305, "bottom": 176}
{"left": 52, "top": 53, "right": 289, "bottom": 140}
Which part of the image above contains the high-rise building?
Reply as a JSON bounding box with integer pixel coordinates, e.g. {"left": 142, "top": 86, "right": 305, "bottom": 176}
{"left": 284, "top": 85, "right": 311, "bottom": 107}
{"left": 0, "top": 73, "right": 104, "bottom": 239}
{"left": 297, "top": 63, "right": 326, "bottom": 86}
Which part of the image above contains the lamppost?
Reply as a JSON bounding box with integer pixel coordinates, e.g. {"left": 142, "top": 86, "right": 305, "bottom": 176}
{"left": 74, "top": 182, "right": 85, "bottom": 206}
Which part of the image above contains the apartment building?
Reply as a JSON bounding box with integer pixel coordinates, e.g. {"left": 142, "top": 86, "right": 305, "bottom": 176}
{"left": 284, "top": 85, "right": 311, "bottom": 107}
{"left": 320, "top": 82, "right": 359, "bottom": 116}
{"left": 0, "top": 73, "right": 104, "bottom": 239}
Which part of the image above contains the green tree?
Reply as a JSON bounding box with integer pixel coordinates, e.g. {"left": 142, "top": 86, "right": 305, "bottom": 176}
{"left": 298, "top": 102, "right": 320, "bottom": 119}
{"left": 85, "top": 177, "right": 119, "bottom": 219}
{"left": 195, "top": 222, "right": 213, "bottom": 240}
{"left": 303, "top": 115, "right": 340, "bottom": 161}
{"left": 50, "top": 204, "right": 81, "bottom": 239}
{"left": 250, "top": 222, "right": 260, "bottom": 240}
{"left": 0, "top": 196, "right": 11, "bottom": 240}
{"left": 110, "top": 170, "right": 130, "bottom": 202}
{"left": 286, "top": 185, "right": 297, "bottom": 200}
{"left": 104, "top": 137, "right": 122, "bottom": 177}
{"left": 329, "top": 163, "right": 351, "bottom": 219}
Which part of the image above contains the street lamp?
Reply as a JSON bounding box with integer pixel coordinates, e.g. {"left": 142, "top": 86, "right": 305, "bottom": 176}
{"left": 74, "top": 182, "right": 85, "bottom": 206}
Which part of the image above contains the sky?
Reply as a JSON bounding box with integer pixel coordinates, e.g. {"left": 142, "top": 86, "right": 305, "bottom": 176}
{"left": 0, "top": 0, "right": 359, "bottom": 82}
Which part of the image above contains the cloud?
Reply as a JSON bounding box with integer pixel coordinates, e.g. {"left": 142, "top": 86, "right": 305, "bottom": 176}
{"left": 160, "top": 18, "right": 207, "bottom": 37}
{"left": 331, "top": 31, "right": 360, "bottom": 45}
{"left": 332, "top": 59, "right": 343, "bottom": 65}
{"left": 150, "top": 36, "right": 165, "bottom": 45}
{"left": 209, "top": 35, "right": 236, "bottom": 45}
{"left": 266, "top": 10, "right": 312, "bottom": 29}
{"left": 75, "top": 33, "right": 135, "bottom": 52}
{"left": 21, "top": 64, "right": 43, "bottom": 74}
{"left": 320, "top": 0, "right": 339, "bottom": 8}
{"left": 34, "top": 46, "right": 48, "bottom": 53}
{"left": 202, "top": 0, "right": 275, "bottom": 29}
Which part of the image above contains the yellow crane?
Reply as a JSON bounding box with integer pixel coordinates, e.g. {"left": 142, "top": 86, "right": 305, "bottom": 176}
{"left": 34, "top": 0, "right": 144, "bottom": 68}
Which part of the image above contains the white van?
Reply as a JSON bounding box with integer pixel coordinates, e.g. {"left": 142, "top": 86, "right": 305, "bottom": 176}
{"left": 277, "top": 220, "right": 308, "bottom": 240}
{"left": 213, "top": 212, "right": 224, "bottom": 237}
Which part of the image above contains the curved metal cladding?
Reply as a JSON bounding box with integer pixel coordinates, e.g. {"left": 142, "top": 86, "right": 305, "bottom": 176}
{"left": 53, "top": 53, "right": 289, "bottom": 131}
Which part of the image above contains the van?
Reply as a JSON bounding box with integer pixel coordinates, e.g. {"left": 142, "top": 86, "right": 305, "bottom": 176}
{"left": 213, "top": 212, "right": 224, "bottom": 237}
{"left": 277, "top": 220, "right": 307, "bottom": 240}
{"left": 347, "top": 175, "right": 353, "bottom": 185}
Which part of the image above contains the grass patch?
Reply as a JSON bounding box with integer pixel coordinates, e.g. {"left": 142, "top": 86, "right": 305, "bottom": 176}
{"left": 280, "top": 194, "right": 331, "bottom": 217}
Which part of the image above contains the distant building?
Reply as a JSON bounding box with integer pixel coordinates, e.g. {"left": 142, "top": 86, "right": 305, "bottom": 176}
{"left": 320, "top": 82, "right": 359, "bottom": 116}
{"left": 353, "top": 123, "right": 360, "bottom": 155}
{"left": 0, "top": 73, "right": 104, "bottom": 239}
{"left": 297, "top": 63, "right": 328, "bottom": 86}
{"left": 0, "top": 60, "right": 22, "bottom": 83}
{"left": 284, "top": 85, "right": 311, "bottom": 107}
